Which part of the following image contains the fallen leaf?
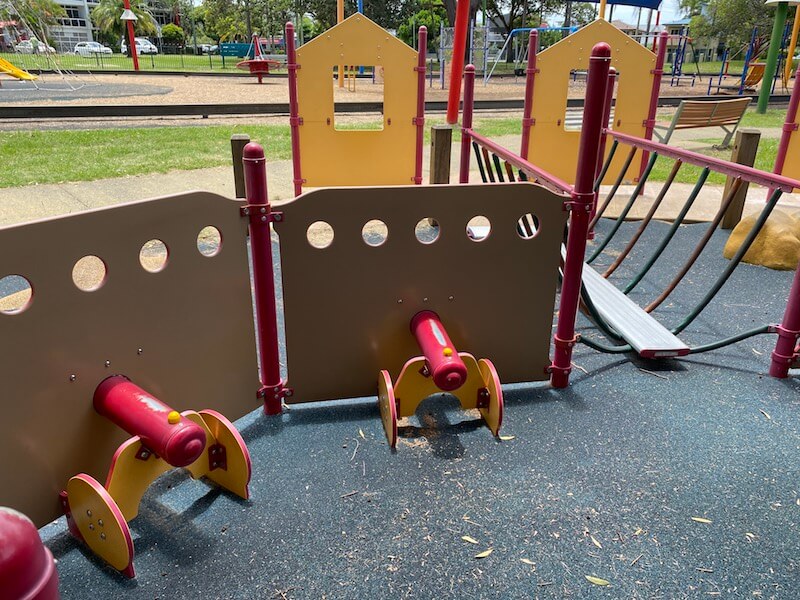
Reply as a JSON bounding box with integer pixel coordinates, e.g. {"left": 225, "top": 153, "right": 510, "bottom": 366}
{"left": 475, "top": 548, "right": 493, "bottom": 559}
{"left": 691, "top": 517, "right": 712, "bottom": 524}
{"left": 358, "top": 428, "right": 366, "bottom": 439}
{"left": 590, "top": 535, "right": 602, "bottom": 549}
{"left": 759, "top": 409, "right": 771, "bottom": 420}
{"left": 585, "top": 575, "right": 610, "bottom": 586}
{"left": 499, "top": 435, "right": 515, "bottom": 441}
{"left": 745, "top": 532, "right": 756, "bottom": 540}
{"left": 520, "top": 558, "right": 535, "bottom": 566}
{"left": 633, "top": 528, "right": 645, "bottom": 536}
{"left": 462, "top": 536, "right": 479, "bottom": 544}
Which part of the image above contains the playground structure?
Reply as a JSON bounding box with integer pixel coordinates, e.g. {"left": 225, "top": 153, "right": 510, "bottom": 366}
{"left": 667, "top": 27, "right": 701, "bottom": 87}
{"left": 707, "top": 27, "right": 772, "bottom": 96}
{"left": 483, "top": 26, "right": 578, "bottom": 85}
{"left": 236, "top": 33, "right": 281, "bottom": 83}
{"left": 516, "top": 20, "right": 667, "bottom": 186}
{"left": 2, "top": 13, "right": 800, "bottom": 585}
{"left": 460, "top": 43, "right": 800, "bottom": 376}
{"left": 439, "top": 21, "right": 490, "bottom": 88}
{"left": 286, "top": 15, "right": 427, "bottom": 194}
{"left": 0, "top": 55, "right": 36, "bottom": 80}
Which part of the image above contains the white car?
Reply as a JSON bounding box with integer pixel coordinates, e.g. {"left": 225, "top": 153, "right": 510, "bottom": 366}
{"left": 74, "top": 41, "right": 112, "bottom": 56}
{"left": 15, "top": 39, "right": 56, "bottom": 54}
{"left": 121, "top": 37, "right": 158, "bottom": 56}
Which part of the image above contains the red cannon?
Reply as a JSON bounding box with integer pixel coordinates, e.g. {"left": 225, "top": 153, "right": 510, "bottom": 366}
{"left": 378, "top": 311, "right": 504, "bottom": 448}
{"left": 61, "top": 376, "right": 252, "bottom": 578}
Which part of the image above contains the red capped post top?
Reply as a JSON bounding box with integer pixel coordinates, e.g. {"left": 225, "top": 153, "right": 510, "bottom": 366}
{"left": 410, "top": 310, "right": 468, "bottom": 391}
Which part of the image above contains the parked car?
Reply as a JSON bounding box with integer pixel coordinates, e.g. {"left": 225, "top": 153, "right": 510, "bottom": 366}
{"left": 14, "top": 39, "right": 56, "bottom": 54}
{"left": 74, "top": 41, "right": 112, "bottom": 56}
{"left": 121, "top": 37, "right": 158, "bottom": 56}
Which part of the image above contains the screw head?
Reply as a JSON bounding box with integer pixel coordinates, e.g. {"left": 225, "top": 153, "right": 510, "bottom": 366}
{"left": 274, "top": 214, "right": 283, "bottom": 222}
{"left": 137, "top": 348, "right": 143, "bottom": 355}
{"left": 86, "top": 510, "right": 92, "bottom": 517}
{"left": 69, "top": 374, "right": 77, "bottom": 382}
{"left": 261, "top": 215, "right": 268, "bottom": 222}
{"left": 88, "top": 523, "right": 94, "bottom": 530}
{"left": 100, "top": 533, "right": 106, "bottom": 540}
{"left": 104, "top": 360, "right": 111, "bottom": 368}
{"left": 260, "top": 207, "right": 267, "bottom": 214}
{"left": 98, "top": 519, "right": 104, "bottom": 526}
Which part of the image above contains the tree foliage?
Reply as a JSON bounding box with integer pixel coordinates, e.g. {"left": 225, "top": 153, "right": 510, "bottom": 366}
{"left": 161, "top": 23, "right": 185, "bottom": 43}
{"left": 0, "top": 0, "right": 65, "bottom": 39}
{"left": 91, "top": 0, "right": 158, "bottom": 42}
{"left": 485, "top": 0, "right": 563, "bottom": 37}
{"left": 397, "top": 7, "right": 447, "bottom": 51}
{"left": 680, "top": 0, "right": 779, "bottom": 55}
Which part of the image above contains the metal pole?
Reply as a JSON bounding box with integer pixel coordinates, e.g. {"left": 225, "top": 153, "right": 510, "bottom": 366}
{"left": 414, "top": 26, "right": 427, "bottom": 184}
{"left": 337, "top": 0, "right": 344, "bottom": 88}
{"left": 243, "top": 143, "right": 285, "bottom": 415}
{"left": 758, "top": 1, "right": 789, "bottom": 113}
{"left": 769, "top": 66, "right": 800, "bottom": 195}
{"left": 446, "top": 0, "right": 471, "bottom": 124}
{"left": 550, "top": 42, "right": 612, "bottom": 389}
{"left": 785, "top": 6, "right": 800, "bottom": 83}
{"left": 286, "top": 22, "right": 303, "bottom": 197}
{"left": 459, "top": 64, "right": 476, "bottom": 183}
{"left": 589, "top": 67, "right": 617, "bottom": 239}
{"left": 519, "top": 30, "right": 538, "bottom": 160}
{"left": 771, "top": 261, "right": 800, "bottom": 377}
{"left": 639, "top": 31, "right": 668, "bottom": 179}
{"left": 122, "top": 0, "right": 139, "bottom": 71}
{"left": 599, "top": 0, "right": 607, "bottom": 20}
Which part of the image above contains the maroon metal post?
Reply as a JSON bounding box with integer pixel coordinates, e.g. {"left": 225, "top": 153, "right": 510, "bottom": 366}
{"left": 771, "top": 266, "right": 800, "bottom": 377}
{"left": 286, "top": 22, "right": 303, "bottom": 197}
{"left": 243, "top": 142, "right": 286, "bottom": 414}
{"left": 550, "top": 42, "right": 612, "bottom": 389}
{"left": 769, "top": 72, "right": 800, "bottom": 199}
{"left": 589, "top": 67, "right": 617, "bottom": 239}
{"left": 413, "top": 26, "right": 427, "bottom": 184}
{"left": 459, "top": 64, "right": 476, "bottom": 183}
{"left": 639, "top": 31, "right": 667, "bottom": 184}
{"left": 519, "top": 30, "right": 539, "bottom": 160}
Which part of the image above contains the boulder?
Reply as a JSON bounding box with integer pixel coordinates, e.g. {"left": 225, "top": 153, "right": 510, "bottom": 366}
{"left": 723, "top": 208, "right": 800, "bottom": 271}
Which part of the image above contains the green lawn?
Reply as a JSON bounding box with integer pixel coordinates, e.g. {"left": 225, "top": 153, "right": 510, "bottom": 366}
{"left": 0, "top": 110, "right": 787, "bottom": 188}
{"left": 1, "top": 50, "right": 246, "bottom": 73}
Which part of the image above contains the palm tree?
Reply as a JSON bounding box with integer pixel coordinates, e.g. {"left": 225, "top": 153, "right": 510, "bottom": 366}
{"left": 91, "top": 0, "right": 158, "bottom": 45}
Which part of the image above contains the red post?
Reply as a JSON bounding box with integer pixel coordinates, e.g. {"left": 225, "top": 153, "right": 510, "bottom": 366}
{"left": 286, "top": 22, "right": 303, "bottom": 197}
{"left": 639, "top": 31, "right": 667, "bottom": 182}
{"left": 458, "top": 64, "right": 476, "bottom": 183}
{"left": 414, "top": 26, "right": 427, "bottom": 184}
{"left": 410, "top": 310, "right": 468, "bottom": 391}
{"left": 93, "top": 376, "right": 207, "bottom": 468}
{"left": 446, "top": 0, "right": 471, "bottom": 124}
{"left": 771, "top": 266, "right": 800, "bottom": 378}
{"left": 589, "top": 67, "right": 617, "bottom": 239}
{"left": 770, "top": 71, "right": 800, "bottom": 199}
{"left": 651, "top": 11, "right": 661, "bottom": 52}
{"left": 519, "top": 30, "right": 539, "bottom": 160}
{"left": 123, "top": 0, "right": 139, "bottom": 72}
{"left": 243, "top": 143, "right": 285, "bottom": 414}
{"left": 550, "top": 43, "right": 612, "bottom": 389}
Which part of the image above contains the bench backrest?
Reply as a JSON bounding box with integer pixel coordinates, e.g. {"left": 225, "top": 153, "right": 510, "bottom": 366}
{"left": 672, "top": 98, "right": 751, "bottom": 130}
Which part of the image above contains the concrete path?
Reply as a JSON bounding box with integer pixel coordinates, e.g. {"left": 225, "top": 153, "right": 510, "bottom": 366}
{"left": 0, "top": 130, "right": 797, "bottom": 228}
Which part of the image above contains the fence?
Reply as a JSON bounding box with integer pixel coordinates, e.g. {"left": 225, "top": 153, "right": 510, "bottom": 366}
{"left": 0, "top": 47, "right": 287, "bottom": 74}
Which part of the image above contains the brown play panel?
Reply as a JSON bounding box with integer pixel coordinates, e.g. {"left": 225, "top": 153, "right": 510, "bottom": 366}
{"left": 275, "top": 182, "right": 567, "bottom": 403}
{"left": 0, "top": 192, "right": 260, "bottom": 527}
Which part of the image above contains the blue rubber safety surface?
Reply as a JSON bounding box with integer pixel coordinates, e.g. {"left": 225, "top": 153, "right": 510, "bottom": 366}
{"left": 41, "top": 220, "right": 799, "bottom": 599}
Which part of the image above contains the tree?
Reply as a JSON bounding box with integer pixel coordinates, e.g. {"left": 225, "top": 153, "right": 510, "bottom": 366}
{"left": 0, "top": 0, "right": 65, "bottom": 41}
{"left": 398, "top": 7, "right": 447, "bottom": 51}
{"left": 161, "top": 23, "right": 185, "bottom": 44}
{"left": 91, "top": 0, "right": 158, "bottom": 44}
{"left": 680, "top": 0, "right": 776, "bottom": 54}
{"left": 485, "top": 0, "right": 562, "bottom": 38}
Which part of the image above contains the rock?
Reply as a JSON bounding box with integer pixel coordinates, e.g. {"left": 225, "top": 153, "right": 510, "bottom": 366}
{"left": 723, "top": 208, "right": 800, "bottom": 271}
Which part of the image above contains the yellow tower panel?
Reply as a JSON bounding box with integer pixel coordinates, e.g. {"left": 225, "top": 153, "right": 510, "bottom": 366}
{"left": 295, "top": 14, "right": 419, "bottom": 187}
{"left": 526, "top": 20, "right": 656, "bottom": 184}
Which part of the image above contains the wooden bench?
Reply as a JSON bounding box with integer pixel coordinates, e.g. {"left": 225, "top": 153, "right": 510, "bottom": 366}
{"left": 653, "top": 97, "right": 751, "bottom": 149}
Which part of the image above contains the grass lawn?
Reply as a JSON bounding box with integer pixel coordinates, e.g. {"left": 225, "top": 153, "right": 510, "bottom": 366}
{"left": 0, "top": 108, "right": 788, "bottom": 188}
